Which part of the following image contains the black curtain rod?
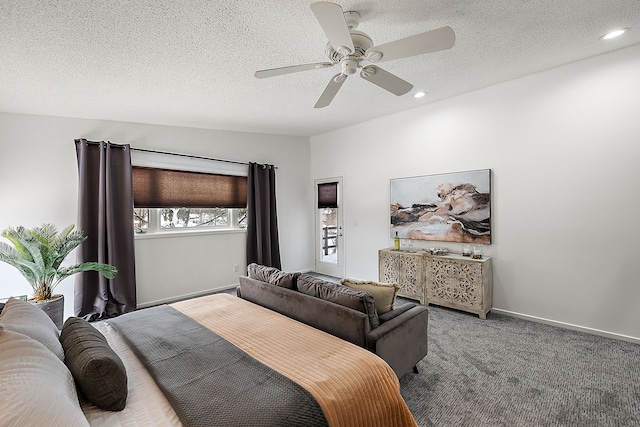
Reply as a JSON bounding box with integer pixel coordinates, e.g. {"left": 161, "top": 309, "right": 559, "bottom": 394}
{"left": 77, "top": 140, "right": 276, "bottom": 168}
{"left": 130, "top": 147, "right": 249, "bottom": 167}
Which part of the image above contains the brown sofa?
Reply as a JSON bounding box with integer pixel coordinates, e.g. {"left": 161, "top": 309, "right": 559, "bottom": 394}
{"left": 237, "top": 268, "right": 429, "bottom": 378}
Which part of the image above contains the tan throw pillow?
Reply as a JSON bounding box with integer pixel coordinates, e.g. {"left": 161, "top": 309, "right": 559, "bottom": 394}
{"left": 340, "top": 278, "right": 400, "bottom": 314}
{"left": 0, "top": 297, "right": 64, "bottom": 361}
{"left": 0, "top": 327, "right": 90, "bottom": 426}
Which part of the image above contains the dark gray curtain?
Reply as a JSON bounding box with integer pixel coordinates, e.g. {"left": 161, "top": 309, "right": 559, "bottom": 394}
{"left": 75, "top": 139, "right": 137, "bottom": 320}
{"left": 246, "top": 162, "right": 281, "bottom": 269}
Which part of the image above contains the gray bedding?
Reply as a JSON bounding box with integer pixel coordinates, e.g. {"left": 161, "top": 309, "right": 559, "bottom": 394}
{"left": 108, "top": 305, "right": 328, "bottom": 427}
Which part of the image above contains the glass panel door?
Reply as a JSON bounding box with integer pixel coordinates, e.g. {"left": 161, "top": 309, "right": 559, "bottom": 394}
{"left": 315, "top": 177, "right": 344, "bottom": 277}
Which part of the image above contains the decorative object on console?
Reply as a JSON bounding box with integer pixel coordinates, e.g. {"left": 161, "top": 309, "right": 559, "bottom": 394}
{"left": 425, "top": 247, "right": 449, "bottom": 256}
{"left": 0, "top": 224, "right": 118, "bottom": 328}
{"left": 472, "top": 244, "right": 483, "bottom": 259}
{"left": 462, "top": 244, "right": 472, "bottom": 257}
{"left": 390, "top": 169, "right": 491, "bottom": 244}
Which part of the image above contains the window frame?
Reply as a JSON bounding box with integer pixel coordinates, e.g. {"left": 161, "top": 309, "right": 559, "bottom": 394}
{"left": 135, "top": 207, "right": 247, "bottom": 239}
{"left": 131, "top": 149, "right": 248, "bottom": 240}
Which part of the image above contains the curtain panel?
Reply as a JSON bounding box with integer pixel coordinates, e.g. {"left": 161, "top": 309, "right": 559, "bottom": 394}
{"left": 75, "top": 139, "right": 137, "bottom": 320}
{"left": 246, "top": 163, "right": 281, "bottom": 269}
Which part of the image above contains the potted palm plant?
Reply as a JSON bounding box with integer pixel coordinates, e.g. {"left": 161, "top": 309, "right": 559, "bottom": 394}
{"left": 0, "top": 223, "right": 117, "bottom": 328}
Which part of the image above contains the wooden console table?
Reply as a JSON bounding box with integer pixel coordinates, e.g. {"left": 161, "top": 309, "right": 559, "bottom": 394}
{"left": 378, "top": 248, "right": 492, "bottom": 319}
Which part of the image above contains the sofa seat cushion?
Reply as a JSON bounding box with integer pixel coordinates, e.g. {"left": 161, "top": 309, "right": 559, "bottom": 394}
{"left": 297, "top": 274, "right": 379, "bottom": 328}
{"left": 247, "top": 263, "right": 298, "bottom": 290}
{"left": 340, "top": 278, "right": 400, "bottom": 314}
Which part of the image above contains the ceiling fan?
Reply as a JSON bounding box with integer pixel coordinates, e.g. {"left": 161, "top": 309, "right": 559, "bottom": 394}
{"left": 254, "top": 1, "right": 456, "bottom": 108}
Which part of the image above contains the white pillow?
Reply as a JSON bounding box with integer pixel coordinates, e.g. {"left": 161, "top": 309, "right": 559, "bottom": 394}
{"left": 0, "top": 297, "right": 64, "bottom": 360}
{"left": 0, "top": 327, "right": 90, "bottom": 427}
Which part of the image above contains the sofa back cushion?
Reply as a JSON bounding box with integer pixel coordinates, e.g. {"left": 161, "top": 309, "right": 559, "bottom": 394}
{"left": 247, "top": 263, "right": 298, "bottom": 290}
{"left": 297, "top": 274, "right": 379, "bottom": 328}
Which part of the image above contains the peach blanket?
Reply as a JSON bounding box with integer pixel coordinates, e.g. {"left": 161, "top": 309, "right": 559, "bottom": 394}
{"left": 172, "top": 293, "right": 417, "bottom": 427}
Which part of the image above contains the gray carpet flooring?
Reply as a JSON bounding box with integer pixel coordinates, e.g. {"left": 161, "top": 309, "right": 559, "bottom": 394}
{"left": 400, "top": 304, "right": 640, "bottom": 426}
{"left": 222, "top": 279, "right": 640, "bottom": 426}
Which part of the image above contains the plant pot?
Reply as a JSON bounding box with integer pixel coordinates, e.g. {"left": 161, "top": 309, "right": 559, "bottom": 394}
{"left": 30, "top": 294, "right": 64, "bottom": 329}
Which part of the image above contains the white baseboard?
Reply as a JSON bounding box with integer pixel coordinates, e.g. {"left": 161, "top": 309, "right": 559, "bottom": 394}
{"left": 491, "top": 308, "right": 640, "bottom": 345}
{"left": 137, "top": 283, "right": 238, "bottom": 309}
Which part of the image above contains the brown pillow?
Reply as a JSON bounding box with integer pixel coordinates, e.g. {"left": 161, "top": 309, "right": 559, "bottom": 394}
{"left": 60, "top": 317, "right": 128, "bottom": 411}
{"left": 340, "top": 278, "right": 400, "bottom": 314}
{"left": 297, "top": 274, "right": 379, "bottom": 328}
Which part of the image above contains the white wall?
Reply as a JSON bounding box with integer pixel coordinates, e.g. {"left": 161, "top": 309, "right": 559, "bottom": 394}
{"left": 310, "top": 44, "right": 640, "bottom": 341}
{"left": 0, "top": 114, "right": 312, "bottom": 317}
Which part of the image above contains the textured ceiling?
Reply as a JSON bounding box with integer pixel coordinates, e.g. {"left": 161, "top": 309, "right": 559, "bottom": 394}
{"left": 1, "top": 1, "right": 639, "bottom": 137}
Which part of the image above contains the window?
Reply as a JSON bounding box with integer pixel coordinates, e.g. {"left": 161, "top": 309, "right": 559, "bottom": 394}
{"left": 134, "top": 207, "right": 247, "bottom": 233}
{"left": 132, "top": 164, "right": 248, "bottom": 235}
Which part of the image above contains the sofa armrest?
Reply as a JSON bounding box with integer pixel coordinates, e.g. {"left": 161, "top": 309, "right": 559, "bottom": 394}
{"left": 378, "top": 303, "right": 416, "bottom": 323}
{"left": 366, "top": 305, "right": 429, "bottom": 378}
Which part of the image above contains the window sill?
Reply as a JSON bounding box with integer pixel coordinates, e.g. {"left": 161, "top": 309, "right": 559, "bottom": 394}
{"left": 134, "top": 228, "right": 247, "bottom": 240}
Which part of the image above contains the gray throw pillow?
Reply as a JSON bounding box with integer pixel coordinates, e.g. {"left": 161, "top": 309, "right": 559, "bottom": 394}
{"left": 247, "top": 263, "right": 298, "bottom": 290}
{"left": 60, "top": 317, "right": 128, "bottom": 411}
{"left": 0, "top": 328, "right": 90, "bottom": 426}
{"left": 247, "top": 263, "right": 280, "bottom": 282}
{"left": 0, "top": 297, "right": 64, "bottom": 361}
{"left": 297, "top": 274, "right": 380, "bottom": 328}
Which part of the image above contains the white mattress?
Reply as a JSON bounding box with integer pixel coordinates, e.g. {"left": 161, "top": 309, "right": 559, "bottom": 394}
{"left": 80, "top": 322, "right": 182, "bottom": 427}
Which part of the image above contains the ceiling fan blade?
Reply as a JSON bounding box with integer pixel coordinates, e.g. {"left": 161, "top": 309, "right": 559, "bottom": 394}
{"left": 366, "top": 26, "right": 455, "bottom": 63}
{"left": 310, "top": 1, "right": 355, "bottom": 55}
{"left": 314, "top": 73, "right": 347, "bottom": 108}
{"left": 360, "top": 65, "right": 413, "bottom": 96}
{"left": 255, "top": 62, "right": 334, "bottom": 79}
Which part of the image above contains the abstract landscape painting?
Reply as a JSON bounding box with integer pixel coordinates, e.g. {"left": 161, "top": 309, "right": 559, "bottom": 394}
{"left": 390, "top": 169, "right": 491, "bottom": 244}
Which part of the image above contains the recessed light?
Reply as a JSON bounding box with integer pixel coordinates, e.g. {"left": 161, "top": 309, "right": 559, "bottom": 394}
{"left": 414, "top": 91, "right": 426, "bottom": 98}
{"left": 601, "top": 28, "right": 629, "bottom": 40}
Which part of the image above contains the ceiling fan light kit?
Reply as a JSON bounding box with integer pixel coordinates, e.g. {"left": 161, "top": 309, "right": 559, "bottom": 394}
{"left": 255, "top": 1, "right": 456, "bottom": 108}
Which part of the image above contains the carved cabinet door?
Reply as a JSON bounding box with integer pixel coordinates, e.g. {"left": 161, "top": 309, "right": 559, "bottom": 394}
{"left": 426, "top": 257, "right": 483, "bottom": 309}
{"left": 397, "top": 253, "right": 425, "bottom": 303}
{"left": 379, "top": 249, "right": 426, "bottom": 304}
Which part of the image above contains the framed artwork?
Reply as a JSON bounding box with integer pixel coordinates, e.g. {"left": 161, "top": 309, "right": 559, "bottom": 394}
{"left": 390, "top": 169, "right": 491, "bottom": 244}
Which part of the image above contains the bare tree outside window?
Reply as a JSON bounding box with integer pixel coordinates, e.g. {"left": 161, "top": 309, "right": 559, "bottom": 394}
{"left": 134, "top": 208, "right": 245, "bottom": 233}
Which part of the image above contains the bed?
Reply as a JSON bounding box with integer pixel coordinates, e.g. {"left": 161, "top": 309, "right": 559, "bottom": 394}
{"left": 0, "top": 293, "right": 417, "bottom": 426}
